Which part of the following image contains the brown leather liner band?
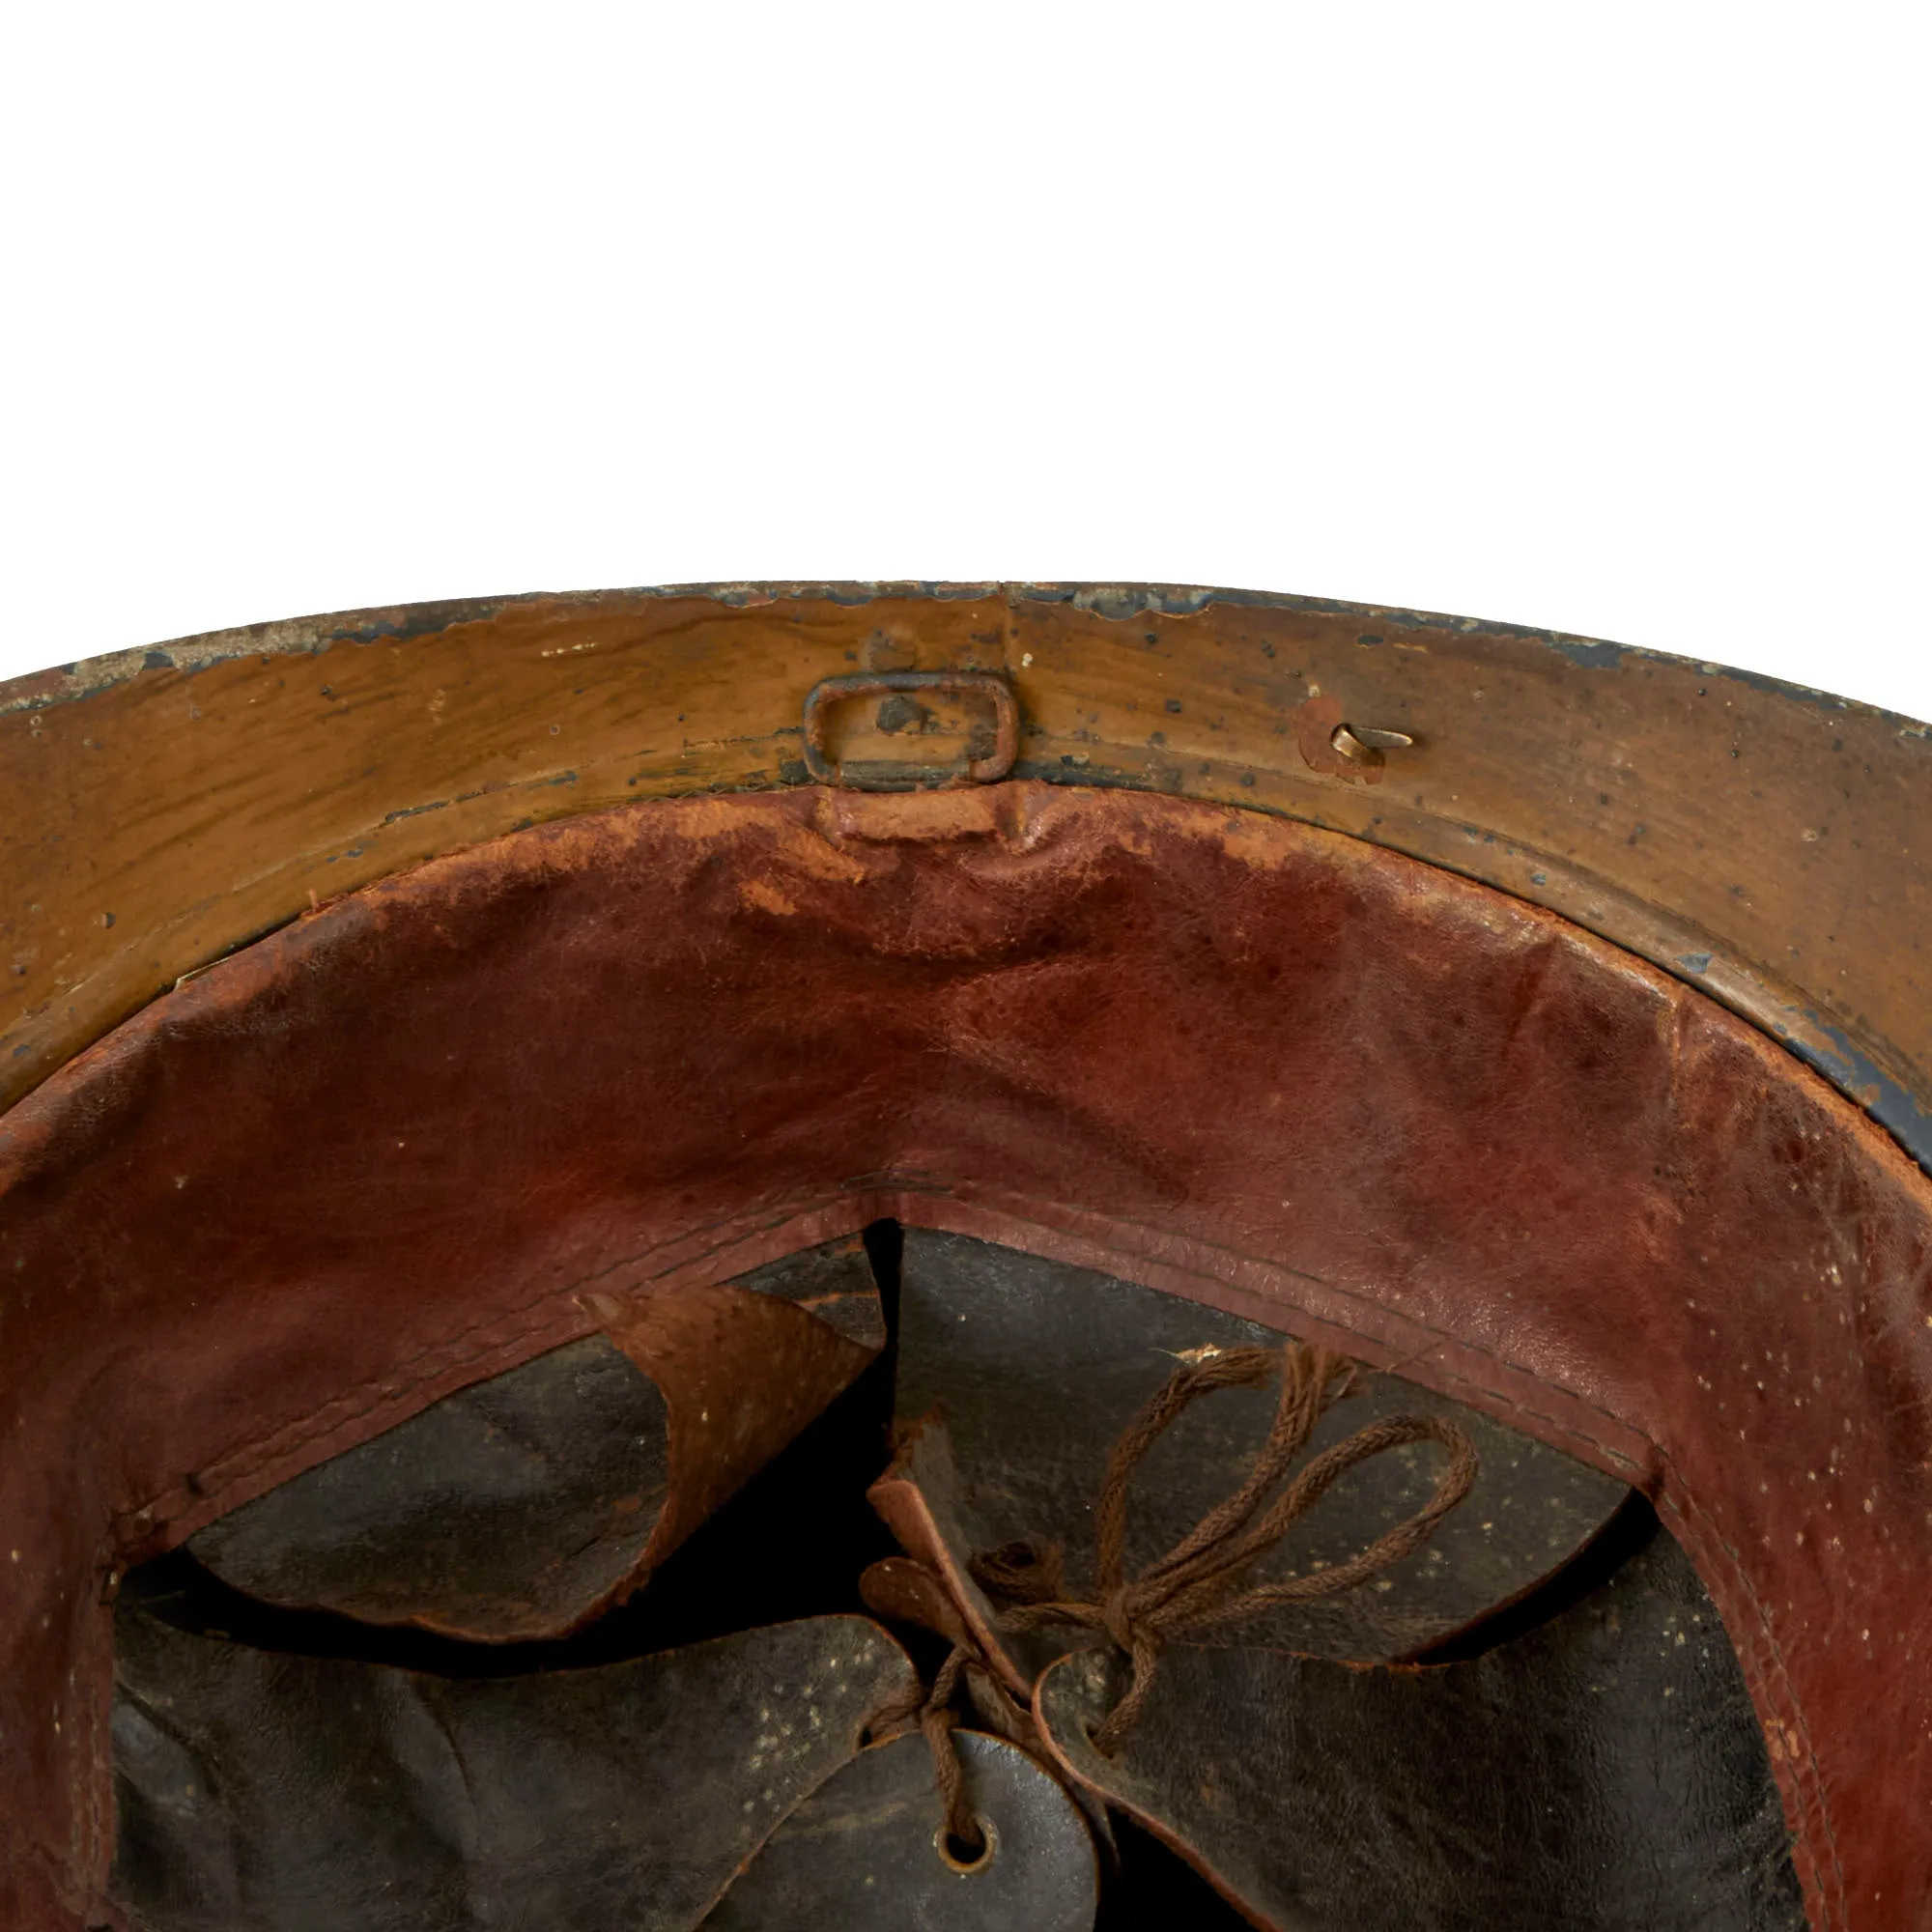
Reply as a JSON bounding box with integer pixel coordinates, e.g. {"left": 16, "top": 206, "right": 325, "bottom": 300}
{"left": 3, "top": 781, "right": 1927, "bottom": 1928}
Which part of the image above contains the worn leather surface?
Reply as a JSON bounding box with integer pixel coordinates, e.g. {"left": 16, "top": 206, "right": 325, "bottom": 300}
{"left": 188, "top": 1334, "right": 671, "bottom": 1639}
{"left": 595, "top": 1268, "right": 881, "bottom": 1585}
{"left": 8, "top": 584, "right": 1929, "bottom": 1174}
{"left": 1035, "top": 1523, "right": 1805, "bottom": 1931}
{"left": 110, "top": 1610, "right": 914, "bottom": 1931}
{"left": 1, "top": 781, "right": 1928, "bottom": 1927}
{"left": 702, "top": 1728, "right": 1097, "bottom": 1930}
{"left": 877, "top": 1229, "right": 1630, "bottom": 1690}
{"left": 187, "top": 1238, "right": 878, "bottom": 1640}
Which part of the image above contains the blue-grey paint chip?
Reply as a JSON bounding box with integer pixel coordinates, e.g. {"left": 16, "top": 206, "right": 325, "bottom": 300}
{"left": 1791, "top": 1019, "right": 1932, "bottom": 1179}
{"left": 1545, "top": 637, "right": 1627, "bottom": 669}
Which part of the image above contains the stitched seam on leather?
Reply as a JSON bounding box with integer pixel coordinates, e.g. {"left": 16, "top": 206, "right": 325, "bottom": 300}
{"left": 924, "top": 1178, "right": 1654, "bottom": 1458}
{"left": 115, "top": 1182, "right": 873, "bottom": 1535}
{"left": 147, "top": 1302, "right": 592, "bottom": 1524}
{"left": 75, "top": 1184, "right": 882, "bottom": 1907}
{"left": 895, "top": 1180, "right": 1843, "bottom": 1929}
{"left": 80, "top": 1174, "right": 1842, "bottom": 1928}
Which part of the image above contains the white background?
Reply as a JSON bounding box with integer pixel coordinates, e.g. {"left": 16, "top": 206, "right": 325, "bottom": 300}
{"left": 3, "top": 4, "right": 1927, "bottom": 720}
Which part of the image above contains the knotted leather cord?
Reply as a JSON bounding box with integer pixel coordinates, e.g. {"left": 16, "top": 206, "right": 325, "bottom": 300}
{"left": 880, "top": 1339, "right": 1479, "bottom": 1853}
{"left": 970, "top": 1339, "right": 1479, "bottom": 1756}
{"left": 869, "top": 1638, "right": 1036, "bottom": 1862}
{"left": 867, "top": 1637, "right": 1038, "bottom": 1859}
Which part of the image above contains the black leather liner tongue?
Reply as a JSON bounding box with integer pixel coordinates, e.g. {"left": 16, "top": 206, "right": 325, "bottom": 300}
{"left": 189, "top": 1333, "right": 671, "bottom": 1641}
{"left": 703, "top": 1729, "right": 1098, "bottom": 1931}
{"left": 1033, "top": 1525, "right": 1805, "bottom": 1932}
{"left": 886, "top": 1230, "right": 1630, "bottom": 1677}
{"left": 109, "top": 1608, "right": 919, "bottom": 1932}
{"left": 188, "top": 1236, "right": 883, "bottom": 1640}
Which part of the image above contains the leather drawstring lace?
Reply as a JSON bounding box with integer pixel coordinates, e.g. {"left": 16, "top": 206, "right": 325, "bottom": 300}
{"left": 972, "top": 1339, "right": 1478, "bottom": 1755}
{"left": 880, "top": 1338, "right": 1479, "bottom": 1855}
{"left": 870, "top": 1641, "right": 1036, "bottom": 1863}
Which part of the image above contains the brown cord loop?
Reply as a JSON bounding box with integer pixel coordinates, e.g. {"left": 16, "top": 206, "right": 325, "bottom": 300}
{"left": 919, "top": 1647, "right": 980, "bottom": 1859}
{"left": 870, "top": 1637, "right": 1035, "bottom": 1860}
{"left": 972, "top": 1340, "right": 1479, "bottom": 1755}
